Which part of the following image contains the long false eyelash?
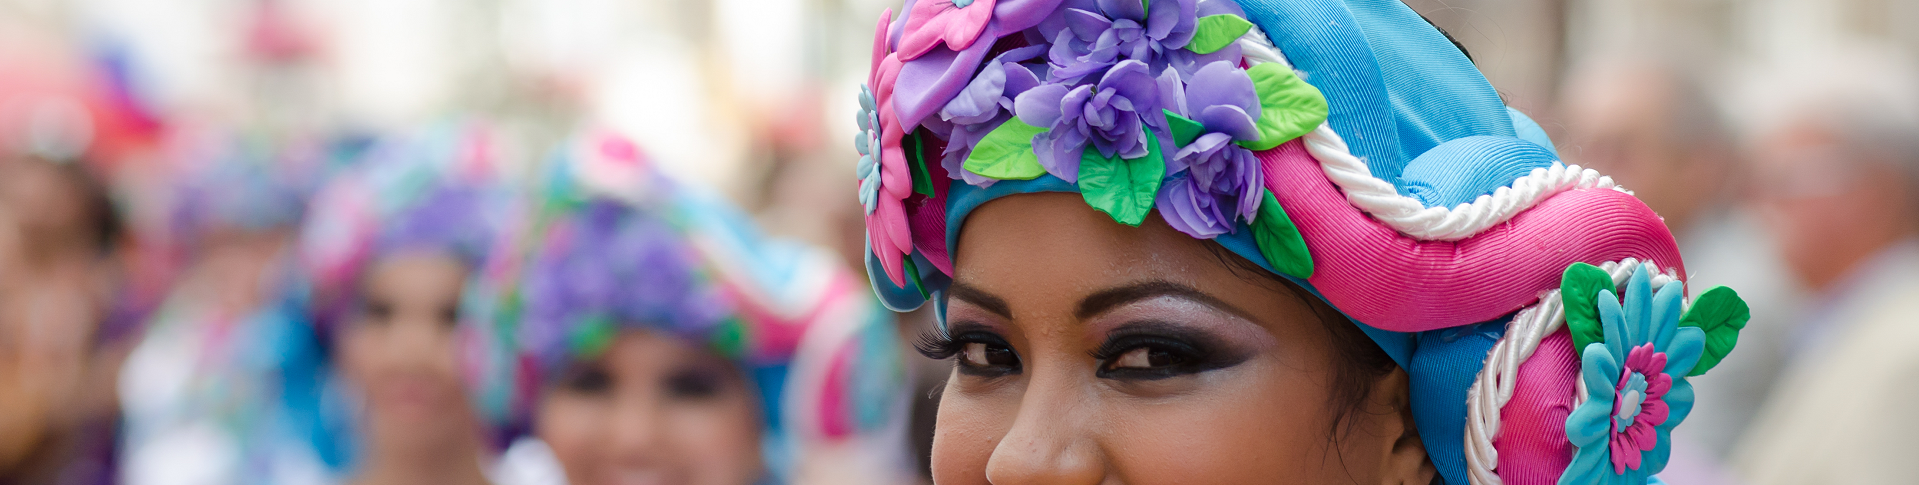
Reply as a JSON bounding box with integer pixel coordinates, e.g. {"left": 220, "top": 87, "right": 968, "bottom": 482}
{"left": 915, "top": 329, "right": 963, "bottom": 360}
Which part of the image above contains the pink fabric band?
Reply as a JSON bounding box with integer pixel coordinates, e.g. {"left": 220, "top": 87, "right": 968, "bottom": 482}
{"left": 1257, "top": 140, "right": 1685, "bottom": 332}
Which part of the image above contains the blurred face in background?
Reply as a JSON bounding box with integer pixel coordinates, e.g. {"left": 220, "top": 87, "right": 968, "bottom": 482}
{"left": 1749, "top": 121, "right": 1917, "bottom": 292}
{"left": 538, "top": 329, "right": 764, "bottom": 485}
{"left": 1562, "top": 63, "right": 1730, "bottom": 233}
{"left": 0, "top": 156, "right": 97, "bottom": 254}
{"left": 338, "top": 251, "right": 479, "bottom": 450}
{"left": 0, "top": 161, "right": 117, "bottom": 478}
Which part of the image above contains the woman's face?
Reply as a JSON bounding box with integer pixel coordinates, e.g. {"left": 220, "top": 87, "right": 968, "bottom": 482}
{"left": 338, "top": 251, "right": 476, "bottom": 445}
{"left": 932, "top": 193, "right": 1432, "bottom": 484}
{"left": 538, "top": 329, "right": 764, "bottom": 485}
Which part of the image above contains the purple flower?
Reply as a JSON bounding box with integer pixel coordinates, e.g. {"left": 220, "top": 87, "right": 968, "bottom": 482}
{"left": 1169, "top": 133, "right": 1262, "bottom": 223}
{"left": 936, "top": 45, "right": 1047, "bottom": 184}
{"left": 889, "top": 0, "right": 1068, "bottom": 131}
{"left": 1015, "top": 59, "right": 1161, "bottom": 182}
{"left": 520, "top": 200, "right": 732, "bottom": 375}
{"left": 1038, "top": 0, "right": 1197, "bottom": 84}
{"left": 1154, "top": 60, "right": 1264, "bottom": 238}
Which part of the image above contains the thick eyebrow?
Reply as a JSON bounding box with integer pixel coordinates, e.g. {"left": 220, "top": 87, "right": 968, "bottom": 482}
{"left": 948, "top": 282, "right": 1013, "bottom": 319}
{"left": 1075, "top": 281, "right": 1255, "bottom": 321}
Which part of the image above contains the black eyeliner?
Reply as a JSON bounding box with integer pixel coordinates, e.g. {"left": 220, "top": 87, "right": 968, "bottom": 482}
{"left": 1090, "top": 321, "right": 1252, "bottom": 380}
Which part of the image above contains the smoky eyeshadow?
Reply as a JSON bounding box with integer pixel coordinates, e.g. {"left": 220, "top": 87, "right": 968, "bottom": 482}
{"left": 1090, "top": 320, "right": 1255, "bottom": 380}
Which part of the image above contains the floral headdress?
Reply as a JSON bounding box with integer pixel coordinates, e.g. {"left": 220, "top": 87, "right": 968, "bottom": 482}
{"left": 298, "top": 123, "right": 520, "bottom": 331}
{"left": 856, "top": 0, "right": 1751, "bottom": 483}
{"left": 470, "top": 132, "right": 909, "bottom": 482}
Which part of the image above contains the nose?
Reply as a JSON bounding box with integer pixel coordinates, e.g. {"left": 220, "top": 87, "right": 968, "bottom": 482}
{"left": 982, "top": 373, "right": 1106, "bottom": 485}
{"left": 605, "top": 389, "right": 669, "bottom": 468}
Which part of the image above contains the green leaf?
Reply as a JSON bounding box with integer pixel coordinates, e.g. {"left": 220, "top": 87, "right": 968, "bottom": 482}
{"left": 1678, "top": 286, "right": 1750, "bottom": 376}
{"left": 1078, "top": 134, "right": 1166, "bottom": 227}
{"left": 709, "top": 318, "right": 747, "bottom": 359}
{"left": 568, "top": 314, "right": 617, "bottom": 359}
{"left": 903, "top": 256, "right": 929, "bottom": 300}
{"left": 1187, "top": 14, "right": 1254, "bottom": 55}
{"left": 964, "top": 118, "right": 1050, "bottom": 180}
{"left": 1252, "top": 190, "right": 1313, "bottom": 278}
{"left": 1239, "top": 63, "right": 1330, "bottom": 151}
{"left": 908, "top": 130, "right": 936, "bottom": 197}
{"left": 1164, "top": 109, "right": 1205, "bottom": 147}
{"left": 1560, "top": 263, "right": 1616, "bottom": 356}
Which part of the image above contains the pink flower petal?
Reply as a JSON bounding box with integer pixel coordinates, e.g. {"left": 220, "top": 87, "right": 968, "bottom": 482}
{"left": 1609, "top": 437, "right": 1633, "bottom": 474}
{"left": 868, "top": 195, "right": 913, "bottom": 286}
{"left": 870, "top": 9, "right": 893, "bottom": 73}
{"left": 1645, "top": 372, "right": 1672, "bottom": 398}
{"left": 1626, "top": 421, "right": 1658, "bottom": 452}
{"left": 1625, "top": 343, "right": 1655, "bottom": 371}
{"left": 898, "top": 0, "right": 999, "bottom": 61}
{"left": 1639, "top": 399, "right": 1669, "bottom": 427}
{"left": 870, "top": 54, "right": 914, "bottom": 200}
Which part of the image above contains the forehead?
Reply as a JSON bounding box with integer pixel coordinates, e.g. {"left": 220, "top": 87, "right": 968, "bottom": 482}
{"left": 952, "top": 193, "right": 1287, "bottom": 319}
{"left": 364, "top": 250, "right": 469, "bottom": 292}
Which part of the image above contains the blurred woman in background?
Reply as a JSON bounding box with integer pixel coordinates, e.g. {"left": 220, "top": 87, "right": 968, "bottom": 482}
{"left": 115, "top": 129, "right": 335, "bottom": 485}
{"left": 0, "top": 35, "right": 156, "bottom": 484}
{"left": 296, "top": 125, "right": 521, "bottom": 485}
{"left": 468, "top": 133, "right": 912, "bottom": 485}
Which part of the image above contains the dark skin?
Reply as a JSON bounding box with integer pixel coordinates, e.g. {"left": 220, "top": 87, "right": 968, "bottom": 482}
{"left": 929, "top": 193, "right": 1434, "bottom": 484}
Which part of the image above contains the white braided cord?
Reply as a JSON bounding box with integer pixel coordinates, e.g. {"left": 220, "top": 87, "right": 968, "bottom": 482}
{"left": 1462, "top": 260, "right": 1680, "bottom": 485}
{"left": 1302, "top": 125, "right": 1632, "bottom": 241}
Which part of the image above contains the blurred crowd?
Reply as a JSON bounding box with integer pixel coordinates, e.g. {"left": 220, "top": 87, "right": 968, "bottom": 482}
{"left": 1, "top": 0, "right": 1918, "bottom": 484}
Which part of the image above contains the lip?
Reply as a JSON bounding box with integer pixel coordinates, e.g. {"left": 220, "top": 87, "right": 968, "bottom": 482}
{"left": 601, "top": 467, "right": 677, "bottom": 485}
{"left": 372, "top": 374, "right": 454, "bottom": 416}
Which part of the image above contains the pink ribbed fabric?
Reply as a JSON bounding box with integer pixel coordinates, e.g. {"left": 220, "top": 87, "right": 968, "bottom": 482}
{"left": 1496, "top": 331, "right": 1578, "bottom": 484}
{"left": 1256, "top": 140, "right": 1685, "bottom": 332}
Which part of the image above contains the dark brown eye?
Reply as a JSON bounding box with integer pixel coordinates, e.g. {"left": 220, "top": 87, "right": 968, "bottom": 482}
{"left": 955, "top": 340, "right": 1020, "bottom": 378}
{"left": 1104, "top": 346, "right": 1186, "bottom": 371}
{"left": 664, "top": 367, "right": 726, "bottom": 400}
{"left": 360, "top": 301, "right": 394, "bottom": 325}
{"left": 962, "top": 342, "right": 1019, "bottom": 367}
{"left": 559, "top": 365, "right": 612, "bottom": 394}
{"left": 438, "top": 303, "right": 460, "bottom": 329}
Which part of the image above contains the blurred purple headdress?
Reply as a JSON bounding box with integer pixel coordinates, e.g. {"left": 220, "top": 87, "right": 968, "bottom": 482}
{"left": 298, "top": 123, "right": 521, "bottom": 330}
{"left": 465, "top": 131, "right": 913, "bottom": 482}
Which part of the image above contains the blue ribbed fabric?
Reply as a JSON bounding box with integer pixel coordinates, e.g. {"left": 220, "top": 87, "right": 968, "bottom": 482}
{"left": 1236, "top": 0, "right": 1404, "bottom": 182}
{"left": 1341, "top": 0, "right": 1513, "bottom": 157}
{"left": 1410, "top": 319, "right": 1508, "bottom": 485}
{"left": 1399, "top": 136, "right": 1559, "bottom": 208}
{"left": 1238, "top": 0, "right": 1514, "bottom": 185}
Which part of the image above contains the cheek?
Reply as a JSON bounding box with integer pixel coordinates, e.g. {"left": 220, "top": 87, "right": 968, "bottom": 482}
{"left": 669, "top": 394, "right": 764, "bottom": 485}
{"left": 930, "top": 378, "right": 1016, "bottom": 484}
{"left": 336, "top": 328, "right": 385, "bottom": 380}
{"left": 538, "top": 394, "right": 611, "bottom": 479}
